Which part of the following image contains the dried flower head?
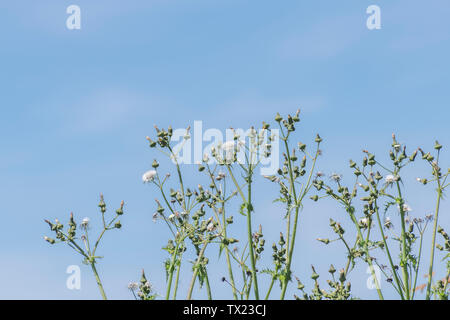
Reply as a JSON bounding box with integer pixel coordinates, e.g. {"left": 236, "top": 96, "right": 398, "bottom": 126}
{"left": 142, "top": 170, "right": 157, "bottom": 183}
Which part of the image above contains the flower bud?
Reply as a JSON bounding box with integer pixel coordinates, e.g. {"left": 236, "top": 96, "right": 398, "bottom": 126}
{"left": 339, "top": 269, "right": 346, "bottom": 283}
{"left": 44, "top": 236, "right": 55, "bottom": 244}
{"left": 275, "top": 113, "right": 282, "bottom": 122}
{"left": 315, "top": 134, "right": 322, "bottom": 143}
{"left": 329, "top": 264, "right": 336, "bottom": 274}
{"left": 298, "top": 142, "right": 306, "bottom": 152}
{"left": 279, "top": 233, "right": 285, "bottom": 246}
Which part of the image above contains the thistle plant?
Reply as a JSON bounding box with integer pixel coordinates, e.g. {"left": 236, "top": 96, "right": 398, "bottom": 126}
{"left": 294, "top": 265, "right": 352, "bottom": 300}
{"left": 418, "top": 142, "right": 450, "bottom": 299}
{"left": 128, "top": 270, "right": 157, "bottom": 300}
{"left": 144, "top": 125, "right": 222, "bottom": 300}
{"left": 312, "top": 135, "right": 449, "bottom": 300}
{"left": 262, "top": 110, "right": 321, "bottom": 299}
{"left": 44, "top": 194, "right": 124, "bottom": 300}
{"left": 42, "top": 112, "right": 448, "bottom": 300}
{"left": 209, "top": 123, "right": 274, "bottom": 300}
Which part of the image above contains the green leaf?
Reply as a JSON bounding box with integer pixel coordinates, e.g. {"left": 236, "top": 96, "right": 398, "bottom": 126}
{"left": 239, "top": 203, "right": 247, "bottom": 216}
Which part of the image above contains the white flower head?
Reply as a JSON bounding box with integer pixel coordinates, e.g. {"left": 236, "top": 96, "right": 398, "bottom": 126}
{"left": 405, "top": 215, "right": 411, "bottom": 224}
{"left": 128, "top": 282, "right": 139, "bottom": 291}
{"left": 142, "top": 170, "right": 157, "bottom": 183}
{"left": 359, "top": 217, "right": 369, "bottom": 227}
{"left": 81, "top": 217, "right": 90, "bottom": 229}
{"left": 330, "top": 173, "right": 342, "bottom": 183}
{"left": 384, "top": 217, "right": 393, "bottom": 229}
{"left": 216, "top": 171, "right": 226, "bottom": 180}
{"left": 207, "top": 222, "right": 215, "bottom": 232}
{"left": 221, "top": 140, "right": 243, "bottom": 152}
{"left": 384, "top": 175, "right": 397, "bottom": 184}
{"left": 403, "top": 204, "right": 412, "bottom": 212}
{"left": 397, "top": 203, "right": 412, "bottom": 213}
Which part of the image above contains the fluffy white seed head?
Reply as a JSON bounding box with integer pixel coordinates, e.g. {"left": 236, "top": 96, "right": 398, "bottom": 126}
{"left": 142, "top": 170, "right": 157, "bottom": 183}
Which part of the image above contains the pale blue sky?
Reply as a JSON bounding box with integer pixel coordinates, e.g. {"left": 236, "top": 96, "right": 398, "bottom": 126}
{"left": 0, "top": 1, "right": 449, "bottom": 299}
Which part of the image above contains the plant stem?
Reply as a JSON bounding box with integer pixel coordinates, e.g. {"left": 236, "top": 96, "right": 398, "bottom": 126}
{"left": 187, "top": 241, "right": 208, "bottom": 300}
{"left": 265, "top": 267, "right": 278, "bottom": 300}
{"left": 374, "top": 202, "right": 405, "bottom": 299}
{"left": 205, "top": 270, "right": 212, "bottom": 300}
{"left": 222, "top": 211, "right": 238, "bottom": 299}
{"left": 426, "top": 181, "right": 442, "bottom": 299}
{"left": 349, "top": 208, "right": 384, "bottom": 299}
{"left": 172, "top": 252, "right": 182, "bottom": 300}
{"left": 246, "top": 170, "right": 260, "bottom": 299}
{"left": 396, "top": 181, "right": 411, "bottom": 299}
{"left": 411, "top": 231, "right": 424, "bottom": 300}
{"left": 280, "top": 145, "right": 319, "bottom": 300}
{"left": 90, "top": 263, "right": 107, "bottom": 300}
{"left": 226, "top": 165, "right": 259, "bottom": 299}
{"left": 165, "top": 242, "right": 180, "bottom": 300}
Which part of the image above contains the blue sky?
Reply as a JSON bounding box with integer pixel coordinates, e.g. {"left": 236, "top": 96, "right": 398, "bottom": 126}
{"left": 0, "top": 0, "right": 449, "bottom": 299}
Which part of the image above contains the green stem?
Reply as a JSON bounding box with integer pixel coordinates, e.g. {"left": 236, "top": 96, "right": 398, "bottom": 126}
{"left": 222, "top": 214, "right": 238, "bottom": 300}
{"left": 350, "top": 209, "right": 384, "bottom": 299}
{"left": 396, "top": 181, "right": 411, "bottom": 299}
{"left": 265, "top": 268, "right": 278, "bottom": 300}
{"left": 280, "top": 145, "right": 319, "bottom": 300}
{"left": 205, "top": 270, "right": 212, "bottom": 300}
{"left": 426, "top": 182, "right": 442, "bottom": 299}
{"left": 411, "top": 231, "right": 424, "bottom": 300}
{"left": 187, "top": 241, "right": 208, "bottom": 300}
{"left": 246, "top": 171, "right": 260, "bottom": 299}
{"left": 165, "top": 242, "right": 180, "bottom": 300}
{"left": 374, "top": 202, "right": 405, "bottom": 299}
{"left": 172, "top": 251, "right": 183, "bottom": 300}
{"left": 226, "top": 165, "right": 259, "bottom": 299}
{"left": 91, "top": 263, "right": 107, "bottom": 300}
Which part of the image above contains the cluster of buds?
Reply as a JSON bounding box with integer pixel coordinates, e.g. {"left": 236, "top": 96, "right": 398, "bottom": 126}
{"left": 436, "top": 226, "right": 450, "bottom": 253}
{"left": 136, "top": 270, "right": 157, "bottom": 300}
{"left": 253, "top": 225, "right": 265, "bottom": 259}
{"left": 44, "top": 218, "right": 65, "bottom": 244}
{"left": 271, "top": 233, "right": 287, "bottom": 268}
{"left": 295, "top": 265, "right": 352, "bottom": 300}
{"left": 329, "top": 218, "right": 345, "bottom": 237}
{"left": 44, "top": 195, "right": 125, "bottom": 258}
{"left": 146, "top": 125, "right": 185, "bottom": 149}
{"left": 275, "top": 109, "right": 300, "bottom": 132}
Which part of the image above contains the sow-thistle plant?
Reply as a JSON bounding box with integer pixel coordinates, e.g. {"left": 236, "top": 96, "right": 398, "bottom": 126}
{"left": 43, "top": 112, "right": 449, "bottom": 300}
{"left": 44, "top": 194, "right": 125, "bottom": 300}
{"left": 262, "top": 110, "right": 321, "bottom": 299}
{"left": 312, "top": 134, "right": 449, "bottom": 300}
{"left": 144, "top": 125, "right": 221, "bottom": 300}
{"left": 417, "top": 141, "right": 450, "bottom": 299}
{"left": 294, "top": 265, "right": 352, "bottom": 300}
{"left": 128, "top": 270, "right": 157, "bottom": 300}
